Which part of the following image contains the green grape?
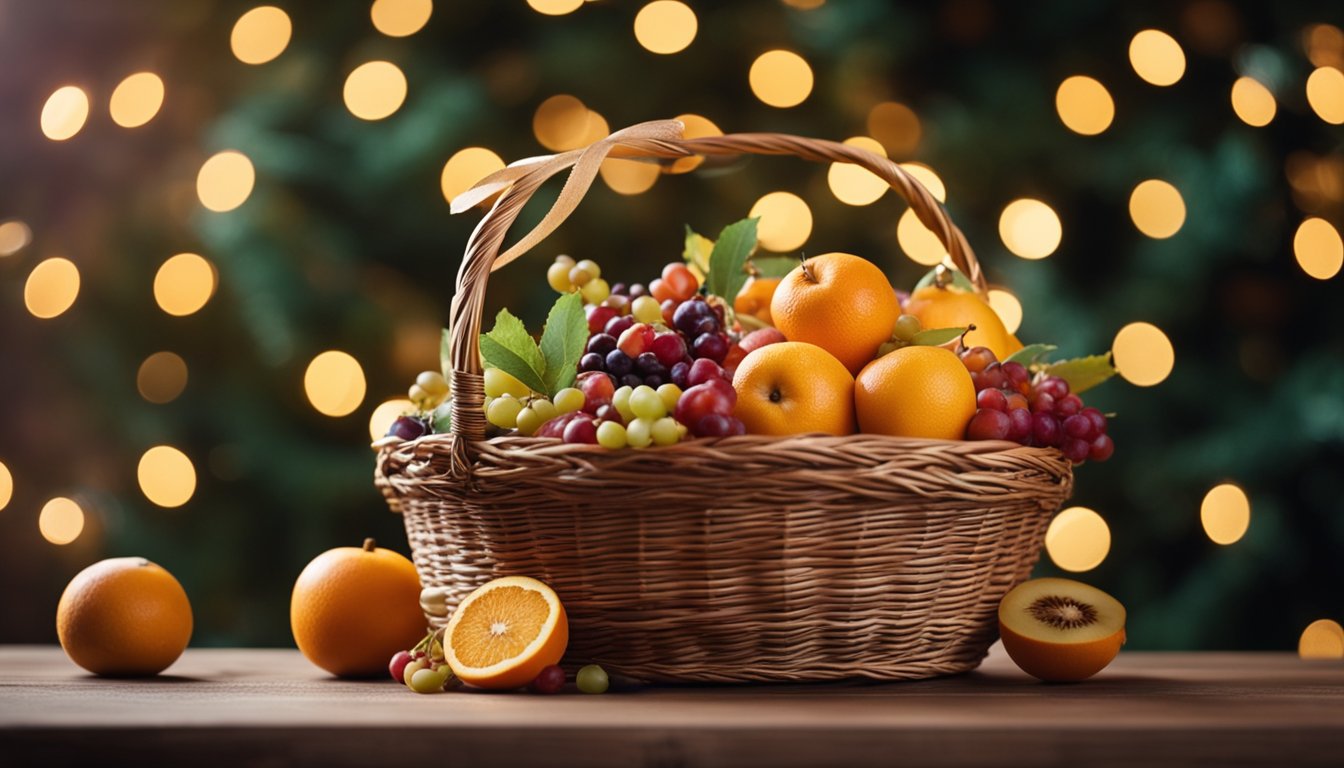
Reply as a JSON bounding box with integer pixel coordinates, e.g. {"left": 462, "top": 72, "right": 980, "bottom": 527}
{"left": 631, "top": 296, "right": 663, "bottom": 325}
{"left": 612, "top": 386, "right": 635, "bottom": 422}
{"left": 402, "top": 658, "right": 428, "bottom": 686}
{"left": 580, "top": 278, "right": 610, "bottom": 305}
{"left": 484, "top": 367, "right": 530, "bottom": 398}
{"left": 626, "top": 418, "right": 654, "bottom": 448}
{"left": 651, "top": 417, "right": 680, "bottom": 446}
{"left": 877, "top": 340, "right": 903, "bottom": 358}
{"left": 482, "top": 396, "right": 494, "bottom": 414}
{"left": 415, "top": 370, "right": 450, "bottom": 398}
{"left": 516, "top": 406, "right": 543, "bottom": 436}
{"left": 893, "top": 314, "right": 922, "bottom": 343}
{"left": 487, "top": 395, "right": 523, "bottom": 429}
{"left": 656, "top": 383, "right": 682, "bottom": 412}
{"left": 409, "top": 666, "right": 449, "bottom": 694}
{"left": 408, "top": 383, "right": 433, "bottom": 407}
{"left": 596, "top": 420, "right": 628, "bottom": 449}
{"left": 554, "top": 388, "right": 585, "bottom": 414}
{"left": 575, "top": 259, "right": 602, "bottom": 280}
{"left": 547, "top": 262, "right": 574, "bottom": 293}
{"left": 576, "top": 664, "right": 609, "bottom": 694}
{"left": 629, "top": 386, "right": 666, "bottom": 420}
{"left": 568, "top": 266, "right": 594, "bottom": 287}
{"left": 530, "top": 398, "right": 558, "bottom": 422}
{"left": 554, "top": 254, "right": 576, "bottom": 268}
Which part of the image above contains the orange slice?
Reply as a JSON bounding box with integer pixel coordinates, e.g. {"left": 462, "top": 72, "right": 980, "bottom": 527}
{"left": 444, "top": 576, "right": 569, "bottom": 689}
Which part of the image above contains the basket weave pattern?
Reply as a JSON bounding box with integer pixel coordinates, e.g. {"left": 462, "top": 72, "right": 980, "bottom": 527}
{"left": 376, "top": 122, "right": 1073, "bottom": 682}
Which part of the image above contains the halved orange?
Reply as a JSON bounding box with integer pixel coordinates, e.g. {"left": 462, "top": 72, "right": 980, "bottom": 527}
{"left": 444, "top": 576, "right": 568, "bottom": 689}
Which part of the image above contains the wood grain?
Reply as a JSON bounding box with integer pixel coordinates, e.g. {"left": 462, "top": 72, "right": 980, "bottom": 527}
{"left": 2, "top": 646, "right": 1342, "bottom": 767}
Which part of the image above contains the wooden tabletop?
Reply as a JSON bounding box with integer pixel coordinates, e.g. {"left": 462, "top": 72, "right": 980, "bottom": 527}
{"left": 2, "top": 645, "right": 1341, "bottom": 767}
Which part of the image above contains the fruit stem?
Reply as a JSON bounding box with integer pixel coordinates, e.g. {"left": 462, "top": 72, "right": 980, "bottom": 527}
{"left": 363, "top": 538, "right": 376, "bottom": 552}
{"left": 799, "top": 259, "right": 817, "bottom": 284}
{"left": 933, "top": 264, "right": 953, "bottom": 288}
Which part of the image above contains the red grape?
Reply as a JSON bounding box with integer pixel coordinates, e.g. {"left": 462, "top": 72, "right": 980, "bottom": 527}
{"left": 692, "top": 332, "right": 728, "bottom": 362}
{"left": 1062, "top": 437, "right": 1090, "bottom": 463}
{"left": 530, "top": 665, "right": 566, "bottom": 694}
{"left": 389, "top": 650, "right": 413, "bottom": 683}
{"left": 976, "top": 388, "right": 1008, "bottom": 412}
{"left": 602, "top": 294, "right": 630, "bottom": 315}
{"left": 1056, "top": 394, "right": 1083, "bottom": 417}
{"left": 651, "top": 333, "right": 688, "bottom": 367}
{"left": 1031, "top": 412, "right": 1061, "bottom": 446}
{"left": 536, "top": 411, "right": 590, "bottom": 439}
{"left": 1082, "top": 407, "right": 1107, "bottom": 435}
{"left": 694, "top": 413, "right": 734, "bottom": 436}
{"left": 1037, "top": 376, "right": 1069, "bottom": 399}
{"left": 575, "top": 370, "right": 615, "bottom": 413}
{"left": 388, "top": 416, "right": 429, "bottom": 441}
{"left": 1088, "top": 434, "right": 1114, "bottom": 462}
{"left": 967, "top": 408, "right": 1011, "bottom": 440}
{"left": 660, "top": 298, "right": 679, "bottom": 326}
{"left": 1007, "top": 407, "right": 1033, "bottom": 442}
{"left": 563, "top": 417, "right": 598, "bottom": 444}
{"left": 650, "top": 278, "right": 675, "bottom": 303}
{"left": 686, "top": 358, "right": 727, "bottom": 386}
{"left": 675, "top": 378, "right": 736, "bottom": 427}
{"left": 586, "top": 305, "right": 617, "bottom": 334}
{"left": 1031, "top": 392, "right": 1056, "bottom": 413}
{"left": 1002, "top": 361, "right": 1029, "bottom": 388}
{"left": 604, "top": 314, "right": 635, "bottom": 338}
{"left": 617, "top": 323, "right": 655, "bottom": 357}
{"left": 673, "top": 299, "right": 718, "bottom": 337}
{"left": 1005, "top": 392, "right": 1029, "bottom": 411}
{"left": 980, "top": 362, "right": 1007, "bottom": 390}
{"left": 721, "top": 343, "right": 747, "bottom": 377}
{"left": 1063, "top": 413, "right": 1095, "bottom": 440}
{"left": 961, "top": 346, "right": 996, "bottom": 373}
{"left": 595, "top": 404, "right": 622, "bottom": 424}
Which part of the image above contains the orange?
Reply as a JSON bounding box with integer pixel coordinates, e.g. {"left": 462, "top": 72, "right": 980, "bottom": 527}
{"left": 904, "top": 285, "right": 1014, "bottom": 360}
{"left": 291, "top": 538, "right": 426, "bottom": 677}
{"left": 57, "top": 557, "right": 193, "bottom": 676}
{"left": 444, "top": 576, "right": 569, "bottom": 690}
{"left": 998, "top": 577, "right": 1126, "bottom": 682}
{"left": 770, "top": 252, "right": 900, "bottom": 375}
{"left": 732, "top": 341, "right": 855, "bottom": 436}
{"left": 1003, "top": 332, "right": 1024, "bottom": 356}
{"left": 855, "top": 345, "right": 975, "bottom": 439}
{"left": 734, "top": 276, "right": 781, "bottom": 325}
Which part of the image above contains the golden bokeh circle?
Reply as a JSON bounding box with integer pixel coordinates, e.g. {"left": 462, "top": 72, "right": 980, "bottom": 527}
{"left": 749, "top": 191, "right": 812, "bottom": 252}
{"left": 1045, "top": 506, "right": 1111, "bottom": 572}
{"left": 1055, "top": 76, "right": 1114, "bottom": 136}
{"left": 137, "top": 446, "right": 197, "bottom": 508}
{"left": 230, "top": 6, "right": 292, "bottom": 65}
{"left": 1112, "top": 321, "right": 1175, "bottom": 387}
{"left": 749, "top": 50, "right": 814, "bottom": 108}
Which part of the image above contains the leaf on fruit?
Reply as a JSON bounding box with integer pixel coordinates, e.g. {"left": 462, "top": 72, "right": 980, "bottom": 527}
{"left": 1004, "top": 343, "right": 1057, "bottom": 366}
{"left": 683, "top": 226, "right": 713, "bottom": 274}
{"left": 539, "top": 291, "right": 588, "bottom": 395}
{"left": 913, "top": 266, "right": 976, "bottom": 293}
{"left": 478, "top": 308, "right": 547, "bottom": 395}
{"left": 750, "top": 256, "right": 799, "bottom": 279}
{"left": 911, "top": 326, "right": 968, "bottom": 347}
{"left": 705, "top": 217, "right": 758, "bottom": 304}
{"left": 440, "top": 327, "right": 452, "bottom": 380}
{"left": 1043, "top": 353, "right": 1117, "bottom": 394}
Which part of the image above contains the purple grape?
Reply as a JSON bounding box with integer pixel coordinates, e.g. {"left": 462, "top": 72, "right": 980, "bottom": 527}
{"left": 609, "top": 282, "right": 629, "bottom": 296}
{"left": 620, "top": 373, "right": 643, "bottom": 389}
{"left": 1031, "top": 412, "right": 1060, "bottom": 446}
{"left": 587, "top": 333, "right": 617, "bottom": 356}
{"left": 1063, "top": 413, "right": 1094, "bottom": 440}
{"left": 595, "top": 404, "right": 622, "bottom": 424}
{"left": 1062, "top": 437, "right": 1090, "bottom": 463}
{"left": 530, "top": 665, "right": 566, "bottom": 695}
{"left": 387, "top": 416, "right": 429, "bottom": 441}
{"left": 673, "top": 299, "right": 718, "bottom": 337}
{"left": 629, "top": 283, "right": 648, "bottom": 299}
{"left": 692, "top": 332, "right": 728, "bottom": 362}
{"left": 604, "top": 315, "right": 635, "bottom": 338}
{"left": 634, "top": 352, "right": 663, "bottom": 376}
{"left": 579, "top": 353, "right": 606, "bottom": 373}
{"left": 644, "top": 375, "right": 666, "bottom": 387}
{"left": 605, "top": 350, "right": 633, "bottom": 377}
{"left": 694, "top": 413, "right": 734, "bottom": 437}
{"left": 670, "top": 361, "right": 691, "bottom": 389}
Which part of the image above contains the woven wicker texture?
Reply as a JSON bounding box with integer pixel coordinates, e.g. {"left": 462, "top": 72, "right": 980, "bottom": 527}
{"left": 376, "top": 121, "right": 1074, "bottom": 682}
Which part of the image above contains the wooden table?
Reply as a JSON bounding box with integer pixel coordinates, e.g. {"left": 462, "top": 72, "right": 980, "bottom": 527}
{"left": 2, "top": 645, "right": 1341, "bottom": 767}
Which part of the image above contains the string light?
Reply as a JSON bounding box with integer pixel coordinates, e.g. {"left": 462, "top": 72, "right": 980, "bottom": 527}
{"left": 440, "top": 147, "right": 505, "bottom": 205}
{"left": 371, "top": 0, "right": 432, "bottom": 37}
{"left": 749, "top": 192, "right": 812, "bottom": 251}
{"left": 369, "top": 399, "right": 415, "bottom": 441}
{"left": 1045, "top": 506, "right": 1111, "bottom": 572}
{"left": 867, "top": 101, "right": 921, "bottom": 157}
{"left": 0, "top": 220, "right": 32, "bottom": 257}
{"left": 230, "top": 6, "right": 292, "bottom": 65}
{"left": 109, "top": 73, "right": 164, "bottom": 128}
{"left": 197, "top": 151, "right": 255, "bottom": 212}
{"left": 343, "top": 61, "right": 407, "bottom": 121}
{"left": 782, "top": 0, "right": 825, "bottom": 8}
{"left": 532, "top": 94, "right": 590, "bottom": 151}
{"left": 1201, "top": 483, "right": 1250, "bottom": 545}
{"left": 39, "top": 497, "right": 84, "bottom": 545}
{"left": 1293, "top": 218, "right": 1343, "bottom": 280}
{"left": 154, "top": 253, "right": 216, "bottom": 316}
{"left": 998, "top": 199, "right": 1062, "bottom": 259}
{"left": 1230, "top": 77, "right": 1276, "bottom": 127}
{"left": 1299, "top": 619, "right": 1344, "bottom": 659}
{"left": 40, "top": 86, "right": 89, "bottom": 141}
{"left": 1305, "top": 66, "right": 1344, "bottom": 125}
{"left": 1129, "top": 29, "right": 1186, "bottom": 86}
{"left": 137, "top": 352, "right": 189, "bottom": 404}
{"left": 24, "top": 257, "right": 80, "bottom": 319}
{"left": 986, "top": 289, "right": 1023, "bottom": 334}
{"left": 305, "top": 351, "right": 367, "bottom": 417}
{"left": 1128, "top": 179, "right": 1186, "bottom": 239}
{"left": 137, "top": 446, "right": 196, "bottom": 508}
{"left": 749, "top": 50, "right": 813, "bottom": 108}
{"left": 599, "top": 158, "right": 660, "bottom": 195}
{"left": 1055, "top": 76, "right": 1114, "bottom": 135}
{"left": 826, "top": 137, "right": 889, "bottom": 206}
{"left": 527, "top": 0, "right": 583, "bottom": 15}
{"left": 1112, "top": 321, "right": 1174, "bottom": 386}
{"left": 897, "top": 209, "right": 947, "bottom": 266}
{"left": 634, "top": 1, "right": 697, "bottom": 55}
{"left": 666, "top": 113, "right": 721, "bottom": 174}
{"left": 0, "top": 461, "right": 11, "bottom": 512}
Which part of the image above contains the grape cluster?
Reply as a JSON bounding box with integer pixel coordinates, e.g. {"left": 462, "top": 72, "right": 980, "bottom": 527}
{"left": 389, "top": 631, "right": 455, "bottom": 694}
{"left": 960, "top": 346, "right": 1114, "bottom": 464}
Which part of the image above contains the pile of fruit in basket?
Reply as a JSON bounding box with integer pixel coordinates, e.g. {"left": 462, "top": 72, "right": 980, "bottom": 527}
{"left": 382, "top": 216, "right": 1117, "bottom": 465}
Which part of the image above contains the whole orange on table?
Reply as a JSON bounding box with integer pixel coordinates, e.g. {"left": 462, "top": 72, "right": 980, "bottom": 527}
{"left": 732, "top": 341, "right": 856, "bottom": 436}
{"left": 855, "top": 345, "right": 976, "bottom": 440}
{"left": 771, "top": 252, "right": 900, "bottom": 375}
{"left": 57, "top": 557, "right": 193, "bottom": 676}
{"left": 291, "top": 538, "right": 426, "bottom": 677}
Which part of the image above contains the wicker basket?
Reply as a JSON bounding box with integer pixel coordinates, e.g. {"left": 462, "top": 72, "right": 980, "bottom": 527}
{"left": 375, "top": 120, "right": 1074, "bottom": 683}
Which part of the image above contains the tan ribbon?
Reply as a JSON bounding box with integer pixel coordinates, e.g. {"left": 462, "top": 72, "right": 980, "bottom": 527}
{"left": 449, "top": 119, "right": 687, "bottom": 273}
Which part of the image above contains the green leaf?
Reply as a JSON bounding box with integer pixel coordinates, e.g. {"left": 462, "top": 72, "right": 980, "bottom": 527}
{"left": 478, "top": 308, "right": 547, "bottom": 394}
{"left": 1044, "top": 353, "right": 1117, "bottom": 394}
{"left": 913, "top": 266, "right": 976, "bottom": 293}
{"left": 750, "top": 256, "right": 799, "bottom": 278}
{"left": 683, "top": 225, "right": 713, "bottom": 274}
{"left": 705, "top": 217, "right": 758, "bottom": 303}
{"left": 440, "top": 327, "right": 452, "bottom": 380}
{"left": 1004, "top": 343, "right": 1057, "bottom": 366}
{"left": 911, "top": 326, "right": 968, "bottom": 347}
{"left": 539, "top": 291, "right": 588, "bottom": 395}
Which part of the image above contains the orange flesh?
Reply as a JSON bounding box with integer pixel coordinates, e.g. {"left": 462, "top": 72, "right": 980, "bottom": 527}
{"left": 450, "top": 586, "right": 550, "bottom": 668}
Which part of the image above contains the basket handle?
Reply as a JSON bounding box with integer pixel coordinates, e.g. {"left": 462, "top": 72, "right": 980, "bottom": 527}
{"left": 446, "top": 120, "right": 985, "bottom": 445}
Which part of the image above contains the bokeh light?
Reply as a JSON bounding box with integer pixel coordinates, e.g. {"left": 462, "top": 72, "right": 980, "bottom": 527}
{"left": 1055, "top": 76, "right": 1114, "bottom": 135}
{"left": 40, "top": 86, "right": 89, "bottom": 141}
{"left": 39, "top": 497, "right": 84, "bottom": 545}
{"left": 230, "top": 6, "right": 292, "bottom": 65}
{"left": 533, "top": 94, "right": 590, "bottom": 151}
{"left": 1230, "top": 77, "right": 1276, "bottom": 127}
{"left": 528, "top": 0, "right": 583, "bottom": 15}
{"left": 369, "top": 398, "right": 415, "bottom": 441}
{"left": 1045, "top": 506, "right": 1111, "bottom": 572}
{"left": 196, "top": 151, "right": 255, "bottom": 212}
{"left": 599, "top": 158, "right": 660, "bottom": 195}
{"left": 1299, "top": 619, "right": 1344, "bottom": 659}
{"left": 344, "top": 61, "right": 407, "bottom": 121}
{"left": 826, "top": 136, "right": 889, "bottom": 206}
{"left": 900, "top": 162, "right": 946, "bottom": 203}
{"left": 305, "top": 351, "right": 367, "bottom": 417}
{"left": 667, "top": 113, "right": 721, "bottom": 174}
{"left": 137, "top": 352, "right": 189, "bottom": 404}
{"left": 749, "top": 50, "right": 813, "bottom": 108}
{"left": 0, "top": 461, "right": 11, "bottom": 512}
{"left": 896, "top": 209, "right": 947, "bottom": 266}
{"left": 24, "top": 257, "right": 80, "bottom": 319}
{"left": 783, "top": 0, "right": 825, "bottom": 8}
{"left": 154, "top": 253, "right": 216, "bottom": 316}
{"left": 1129, "top": 29, "right": 1186, "bottom": 86}
{"left": 138, "top": 446, "right": 196, "bottom": 508}
{"left": 634, "top": 1, "right": 697, "bottom": 55}
{"left": 867, "top": 101, "right": 920, "bottom": 158}
{"left": 1112, "top": 321, "right": 1175, "bottom": 386}
{"left": 1293, "top": 217, "right": 1343, "bottom": 280}
{"left": 1201, "top": 483, "right": 1250, "bottom": 545}
{"left": 109, "top": 72, "right": 164, "bottom": 128}
{"left": 440, "top": 147, "right": 505, "bottom": 205}
{"left": 749, "top": 191, "right": 812, "bottom": 252}
{"left": 1306, "top": 66, "right": 1344, "bottom": 125}
{"left": 1304, "top": 23, "right": 1344, "bottom": 68}
{"left": 0, "top": 220, "right": 32, "bottom": 257}
{"left": 987, "top": 289, "right": 1023, "bottom": 334}
{"left": 998, "top": 198, "right": 1062, "bottom": 259}
{"left": 371, "top": 0, "right": 432, "bottom": 37}
{"left": 1128, "top": 179, "right": 1186, "bottom": 239}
